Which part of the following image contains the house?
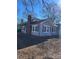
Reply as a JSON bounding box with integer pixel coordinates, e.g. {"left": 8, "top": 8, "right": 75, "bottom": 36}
{"left": 21, "top": 15, "right": 60, "bottom": 36}
{"left": 31, "top": 19, "right": 58, "bottom": 36}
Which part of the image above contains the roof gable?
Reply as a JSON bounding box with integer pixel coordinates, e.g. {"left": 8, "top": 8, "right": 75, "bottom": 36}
{"left": 31, "top": 18, "right": 57, "bottom": 27}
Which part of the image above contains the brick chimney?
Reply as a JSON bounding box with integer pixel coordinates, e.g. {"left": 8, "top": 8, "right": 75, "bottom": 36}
{"left": 27, "top": 15, "right": 32, "bottom": 35}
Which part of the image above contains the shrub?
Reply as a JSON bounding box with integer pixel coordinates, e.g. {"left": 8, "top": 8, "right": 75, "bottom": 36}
{"left": 17, "top": 29, "right": 21, "bottom": 32}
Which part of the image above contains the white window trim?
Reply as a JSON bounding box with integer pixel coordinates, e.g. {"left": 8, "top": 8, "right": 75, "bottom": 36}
{"left": 42, "top": 25, "right": 51, "bottom": 33}
{"left": 32, "top": 25, "right": 38, "bottom": 32}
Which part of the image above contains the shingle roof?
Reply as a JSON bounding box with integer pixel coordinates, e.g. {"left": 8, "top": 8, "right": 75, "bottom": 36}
{"left": 31, "top": 20, "right": 45, "bottom": 24}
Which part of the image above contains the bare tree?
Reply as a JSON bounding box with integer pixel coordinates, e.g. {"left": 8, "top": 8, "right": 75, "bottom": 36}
{"left": 21, "top": 0, "right": 37, "bottom": 18}
{"left": 41, "top": 0, "right": 61, "bottom": 26}
{"left": 18, "top": 0, "right": 60, "bottom": 21}
{"left": 41, "top": 0, "right": 55, "bottom": 19}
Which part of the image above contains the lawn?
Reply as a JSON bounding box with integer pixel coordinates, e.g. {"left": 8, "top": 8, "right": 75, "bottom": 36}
{"left": 17, "top": 38, "right": 61, "bottom": 59}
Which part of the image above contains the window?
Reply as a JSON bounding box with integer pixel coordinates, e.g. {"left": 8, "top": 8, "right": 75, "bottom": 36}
{"left": 52, "top": 27, "right": 53, "bottom": 32}
{"left": 50, "top": 27, "right": 51, "bottom": 32}
{"left": 42, "top": 26, "right": 46, "bottom": 32}
{"left": 47, "top": 27, "right": 48, "bottom": 32}
{"left": 35, "top": 26, "right": 38, "bottom": 32}
{"left": 47, "top": 27, "right": 50, "bottom": 32}
{"left": 32, "top": 26, "right": 34, "bottom": 32}
{"left": 52, "top": 26, "right": 56, "bottom": 32}
{"left": 32, "top": 25, "right": 39, "bottom": 32}
{"left": 42, "top": 25, "right": 51, "bottom": 32}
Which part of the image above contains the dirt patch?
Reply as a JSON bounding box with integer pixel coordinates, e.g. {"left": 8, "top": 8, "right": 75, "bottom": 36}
{"left": 17, "top": 38, "right": 61, "bottom": 59}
